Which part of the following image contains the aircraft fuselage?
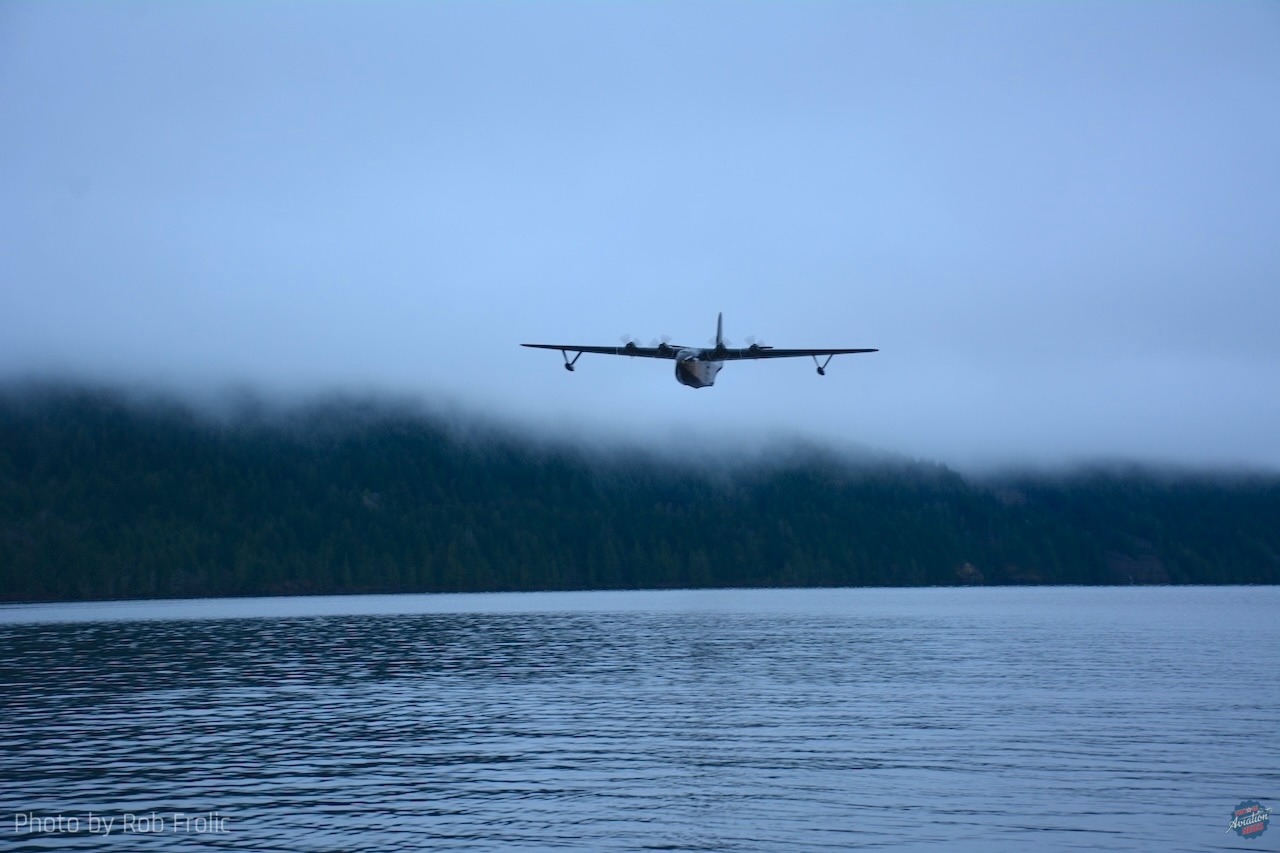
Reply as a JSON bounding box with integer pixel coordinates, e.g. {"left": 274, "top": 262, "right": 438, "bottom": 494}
{"left": 674, "top": 349, "right": 724, "bottom": 388}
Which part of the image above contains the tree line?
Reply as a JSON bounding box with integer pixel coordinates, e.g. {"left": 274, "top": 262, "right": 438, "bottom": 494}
{"left": 1, "top": 384, "right": 1277, "bottom": 601}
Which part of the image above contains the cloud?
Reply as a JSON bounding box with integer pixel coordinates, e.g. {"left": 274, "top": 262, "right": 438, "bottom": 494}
{"left": 2, "top": 2, "right": 1277, "bottom": 470}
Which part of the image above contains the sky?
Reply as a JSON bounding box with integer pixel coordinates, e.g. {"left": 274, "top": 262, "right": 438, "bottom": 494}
{"left": 2, "top": 2, "right": 1278, "bottom": 470}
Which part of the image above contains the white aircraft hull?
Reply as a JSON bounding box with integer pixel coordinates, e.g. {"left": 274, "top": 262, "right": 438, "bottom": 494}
{"left": 675, "top": 355, "right": 723, "bottom": 388}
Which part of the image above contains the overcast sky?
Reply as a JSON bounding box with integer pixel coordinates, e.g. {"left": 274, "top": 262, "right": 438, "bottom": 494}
{"left": 3, "top": 2, "right": 1278, "bottom": 470}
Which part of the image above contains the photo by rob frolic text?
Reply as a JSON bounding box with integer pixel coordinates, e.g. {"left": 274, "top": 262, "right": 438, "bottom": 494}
{"left": 12, "top": 811, "right": 229, "bottom": 836}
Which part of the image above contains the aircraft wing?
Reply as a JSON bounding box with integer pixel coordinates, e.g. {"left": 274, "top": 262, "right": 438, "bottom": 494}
{"left": 716, "top": 346, "right": 878, "bottom": 361}
{"left": 521, "top": 343, "right": 686, "bottom": 360}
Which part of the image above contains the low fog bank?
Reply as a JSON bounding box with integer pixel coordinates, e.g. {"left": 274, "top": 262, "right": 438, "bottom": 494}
{"left": 4, "top": 377, "right": 1275, "bottom": 483}
{"left": 0, "top": 376, "right": 929, "bottom": 475}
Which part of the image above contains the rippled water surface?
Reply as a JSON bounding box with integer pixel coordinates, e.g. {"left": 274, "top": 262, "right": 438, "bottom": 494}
{"left": 1, "top": 587, "right": 1276, "bottom": 851}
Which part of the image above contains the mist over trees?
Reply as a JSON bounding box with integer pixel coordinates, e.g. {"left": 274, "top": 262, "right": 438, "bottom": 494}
{"left": 1, "top": 384, "right": 1277, "bottom": 602}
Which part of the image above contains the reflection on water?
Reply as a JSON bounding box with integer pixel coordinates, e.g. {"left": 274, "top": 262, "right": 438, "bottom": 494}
{"left": 1, "top": 587, "right": 1276, "bottom": 851}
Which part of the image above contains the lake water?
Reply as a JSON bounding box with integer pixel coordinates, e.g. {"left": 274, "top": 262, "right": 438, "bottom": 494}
{"left": 1, "top": 586, "right": 1276, "bottom": 851}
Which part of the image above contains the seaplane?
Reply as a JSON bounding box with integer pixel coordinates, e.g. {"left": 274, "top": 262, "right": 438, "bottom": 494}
{"left": 523, "top": 313, "right": 877, "bottom": 389}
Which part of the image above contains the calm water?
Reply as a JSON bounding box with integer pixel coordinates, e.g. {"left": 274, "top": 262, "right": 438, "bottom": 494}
{"left": 1, "top": 587, "right": 1276, "bottom": 851}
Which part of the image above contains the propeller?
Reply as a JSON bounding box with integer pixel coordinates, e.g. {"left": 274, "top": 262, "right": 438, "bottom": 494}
{"left": 649, "top": 334, "right": 673, "bottom": 351}
{"left": 619, "top": 333, "right": 642, "bottom": 351}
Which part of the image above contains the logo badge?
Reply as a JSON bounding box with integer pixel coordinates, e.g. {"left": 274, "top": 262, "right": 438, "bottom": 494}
{"left": 1227, "top": 800, "right": 1271, "bottom": 840}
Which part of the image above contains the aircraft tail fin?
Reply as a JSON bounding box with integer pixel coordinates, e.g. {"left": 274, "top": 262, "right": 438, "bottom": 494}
{"left": 716, "top": 312, "right": 724, "bottom": 348}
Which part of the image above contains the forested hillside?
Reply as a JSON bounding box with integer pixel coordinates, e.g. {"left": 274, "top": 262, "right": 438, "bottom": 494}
{"left": 2, "top": 385, "right": 1277, "bottom": 601}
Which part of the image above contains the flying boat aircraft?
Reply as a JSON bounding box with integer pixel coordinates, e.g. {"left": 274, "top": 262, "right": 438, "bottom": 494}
{"left": 523, "top": 313, "right": 877, "bottom": 388}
